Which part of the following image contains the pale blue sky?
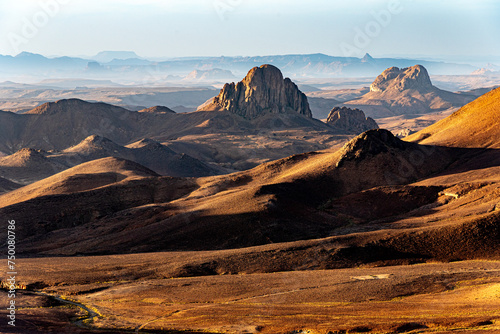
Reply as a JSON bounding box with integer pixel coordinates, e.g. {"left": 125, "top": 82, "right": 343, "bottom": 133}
{"left": 0, "top": 0, "right": 499, "bottom": 61}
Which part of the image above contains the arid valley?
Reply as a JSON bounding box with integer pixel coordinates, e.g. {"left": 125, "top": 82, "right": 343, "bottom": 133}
{"left": 1, "top": 1, "right": 500, "bottom": 333}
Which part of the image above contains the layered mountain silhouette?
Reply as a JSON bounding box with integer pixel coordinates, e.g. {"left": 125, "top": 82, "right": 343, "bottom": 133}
{"left": 0, "top": 66, "right": 369, "bottom": 174}
{"left": 344, "top": 65, "right": 477, "bottom": 117}
{"left": 2, "top": 88, "right": 499, "bottom": 262}
{"left": 0, "top": 135, "right": 225, "bottom": 185}
{"left": 0, "top": 52, "right": 476, "bottom": 79}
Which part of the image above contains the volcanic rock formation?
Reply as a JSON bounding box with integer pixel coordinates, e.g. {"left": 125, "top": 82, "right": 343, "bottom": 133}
{"left": 370, "top": 65, "right": 433, "bottom": 93}
{"left": 326, "top": 107, "right": 378, "bottom": 134}
{"left": 344, "top": 65, "right": 475, "bottom": 117}
{"left": 200, "top": 64, "right": 312, "bottom": 119}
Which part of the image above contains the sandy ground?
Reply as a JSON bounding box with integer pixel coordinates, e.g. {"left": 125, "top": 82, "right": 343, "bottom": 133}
{"left": 1, "top": 257, "right": 500, "bottom": 334}
{"left": 375, "top": 108, "right": 457, "bottom": 136}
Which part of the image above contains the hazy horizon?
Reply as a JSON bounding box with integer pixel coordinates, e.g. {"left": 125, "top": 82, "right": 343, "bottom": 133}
{"left": 1, "top": 0, "right": 499, "bottom": 64}
{"left": 5, "top": 50, "right": 500, "bottom": 66}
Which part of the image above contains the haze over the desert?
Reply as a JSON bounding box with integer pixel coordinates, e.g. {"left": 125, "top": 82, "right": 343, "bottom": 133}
{"left": 1, "top": 1, "right": 500, "bottom": 334}
{"left": 2, "top": 0, "right": 500, "bottom": 60}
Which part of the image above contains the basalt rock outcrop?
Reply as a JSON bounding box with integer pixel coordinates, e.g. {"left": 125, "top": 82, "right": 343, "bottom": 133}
{"left": 200, "top": 64, "right": 312, "bottom": 119}
{"left": 344, "top": 65, "right": 475, "bottom": 117}
{"left": 370, "top": 65, "right": 433, "bottom": 93}
{"left": 326, "top": 107, "right": 378, "bottom": 134}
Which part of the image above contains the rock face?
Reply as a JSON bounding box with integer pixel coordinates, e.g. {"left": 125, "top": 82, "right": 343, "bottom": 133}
{"left": 205, "top": 64, "right": 312, "bottom": 119}
{"left": 370, "top": 65, "right": 433, "bottom": 93}
{"left": 326, "top": 107, "right": 378, "bottom": 133}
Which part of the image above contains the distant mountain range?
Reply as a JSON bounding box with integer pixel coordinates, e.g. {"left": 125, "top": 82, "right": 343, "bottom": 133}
{"left": 0, "top": 52, "right": 477, "bottom": 82}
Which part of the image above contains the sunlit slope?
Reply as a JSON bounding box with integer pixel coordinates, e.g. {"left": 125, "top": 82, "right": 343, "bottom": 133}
{"left": 407, "top": 87, "right": 500, "bottom": 148}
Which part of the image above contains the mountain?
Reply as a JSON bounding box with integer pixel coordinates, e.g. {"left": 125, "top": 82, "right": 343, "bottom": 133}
{"left": 0, "top": 126, "right": 474, "bottom": 255}
{"left": 0, "top": 52, "right": 477, "bottom": 83}
{"left": 343, "top": 65, "right": 477, "bottom": 117}
{"left": 361, "top": 52, "right": 374, "bottom": 63}
{"left": 0, "top": 52, "right": 89, "bottom": 74}
{"left": 184, "top": 68, "right": 235, "bottom": 81}
{"left": 199, "top": 64, "right": 312, "bottom": 119}
{"left": 0, "top": 87, "right": 499, "bottom": 269}
{"left": 138, "top": 106, "right": 176, "bottom": 114}
{"left": 91, "top": 51, "right": 143, "bottom": 63}
{"left": 0, "top": 157, "right": 163, "bottom": 209}
{"left": 0, "top": 95, "right": 345, "bottom": 172}
{"left": 125, "top": 138, "right": 227, "bottom": 177}
{"left": 407, "top": 86, "right": 500, "bottom": 149}
{"left": 369, "top": 65, "right": 433, "bottom": 92}
{"left": 3, "top": 65, "right": 463, "bottom": 180}
{"left": 36, "top": 78, "right": 122, "bottom": 89}
{"left": 326, "top": 107, "right": 378, "bottom": 134}
{"left": 0, "top": 148, "right": 66, "bottom": 184}
{"left": 60, "top": 135, "right": 226, "bottom": 178}
{"left": 0, "top": 128, "right": 457, "bottom": 254}
{"left": 9, "top": 99, "right": 142, "bottom": 151}
{"left": 156, "top": 53, "right": 476, "bottom": 77}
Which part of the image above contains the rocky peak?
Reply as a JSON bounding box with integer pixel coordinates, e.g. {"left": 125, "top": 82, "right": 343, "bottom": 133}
{"left": 370, "top": 65, "right": 433, "bottom": 93}
{"left": 326, "top": 107, "right": 378, "bottom": 134}
{"left": 361, "top": 53, "right": 374, "bottom": 62}
{"left": 207, "top": 64, "right": 312, "bottom": 119}
{"left": 336, "top": 129, "right": 409, "bottom": 167}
